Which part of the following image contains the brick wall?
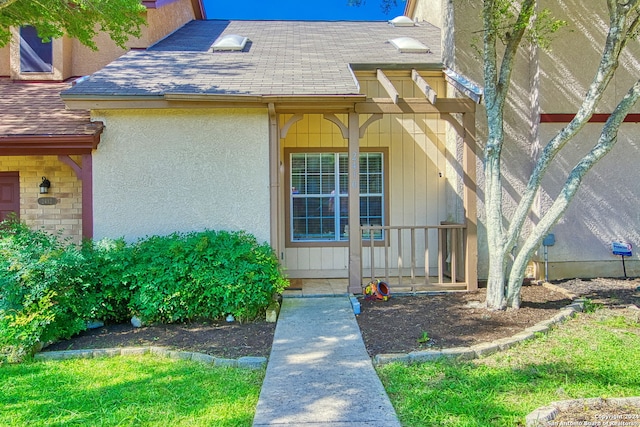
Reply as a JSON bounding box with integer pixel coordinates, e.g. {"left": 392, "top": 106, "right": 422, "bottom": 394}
{"left": 0, "top": 155, "right": 83, "bottom": 243}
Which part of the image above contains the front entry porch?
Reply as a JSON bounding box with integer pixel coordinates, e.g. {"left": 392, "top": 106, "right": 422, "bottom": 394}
{"left": 269, "top": 68, "right": 479, "bottom": 294}
{"left": 283, "top": 277, "right": 467, "bottom": 298}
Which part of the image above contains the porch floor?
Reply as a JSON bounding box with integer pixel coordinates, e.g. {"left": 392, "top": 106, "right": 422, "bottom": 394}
{"left": 283, "top": 278, "right": 468, "bottom": 297}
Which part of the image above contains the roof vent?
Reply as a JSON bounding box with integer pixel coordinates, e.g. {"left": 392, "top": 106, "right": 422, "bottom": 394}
{"left": 389, "top": 16, "right": 415, "bottom": 27}
{"left": 211, "top": 34, "right": 248, "bottom": 52}
{"left": 389, "top": 37, "right": 430, "bottom": 53}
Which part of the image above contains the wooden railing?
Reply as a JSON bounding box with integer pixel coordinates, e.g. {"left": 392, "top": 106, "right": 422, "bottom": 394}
{"left": 360, "top": 223, "right": 467, "bottom": 290}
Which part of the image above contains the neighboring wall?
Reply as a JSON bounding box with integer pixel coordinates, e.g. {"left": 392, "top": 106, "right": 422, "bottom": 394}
{"left": 413, "top": 0, "right": 640, "bottom": 279}
{"left": 91, "top": 108, "right": 271, "bottom": 244}
{"left": 6, "top": 0, "right": 196, "bottom": 80}
{"left": 71, "top": 0, "right": 197, "bottom": 77}
{"left": 282, "top": 71, "right": 451, "bottom": 278}
{"left": 410, "top": 0, "right": 444, "bottom": 29}
{"left": 0, "top": 45, "right": 10, "bottom": 76}
{"left": 145, "top": 0, "right": 197, "bottom": 47}
{"left": 0, "top": 156, "right": 83, "bottom": 242}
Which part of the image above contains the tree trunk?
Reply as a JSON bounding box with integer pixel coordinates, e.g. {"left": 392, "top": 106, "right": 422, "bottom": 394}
{"left": 486, "top": 248, "right": 507, "bottom": 310}
{"left": 481, "top": 0, "right": 536, "bottom": 310}
{"left": 484, "top": 143, "right": 507, "bottom": 310}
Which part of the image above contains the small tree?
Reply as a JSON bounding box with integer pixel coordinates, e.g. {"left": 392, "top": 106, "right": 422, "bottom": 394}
{"left": 482, "top": 0, "right": 640, "bottom": 309}
{"left": 0, "top": 0, "right": 146, "bottom": 49}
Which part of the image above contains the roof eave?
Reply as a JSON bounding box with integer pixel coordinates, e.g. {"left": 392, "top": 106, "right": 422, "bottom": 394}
{"left": 62, "top": 94, "right": 165, "bottom": 110}
{"left": 0, "top": 128, "right": 103, "bottom": 155}
{"left": 349, "top": 63, "right": 444, "bottom": 71}
{"left": 62, "top": 93, "right": 368, "bottom": 112}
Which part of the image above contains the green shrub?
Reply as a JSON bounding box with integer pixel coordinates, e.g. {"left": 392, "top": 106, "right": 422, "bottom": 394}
{"left": 0, "top": 220, "right": 87, "bottom": 362}
{"left": 129, "top": 230, "right": 288, "bottom": 323}
{"left": 0, "top": 221, "right": 288, "bottom": 362}
{"left": 77, "top": 238, "right": 134, "bottom": 322}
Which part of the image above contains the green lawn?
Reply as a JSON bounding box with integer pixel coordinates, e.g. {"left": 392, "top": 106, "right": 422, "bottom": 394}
{"left": 0, "top": 355, "right": 263, "bottom": 427}
{"left": 378, "top": 308, "right": 640, "bottom": 427}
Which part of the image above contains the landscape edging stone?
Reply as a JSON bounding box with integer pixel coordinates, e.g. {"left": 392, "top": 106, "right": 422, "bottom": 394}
{"left": 34, "top": 346, "right": 266, "bottom": 369}
{"left": 373, "top": 287, "right": 585, "bottom": 366}
{"left": 525, "top": 397, "right": 640, "bottom": 427}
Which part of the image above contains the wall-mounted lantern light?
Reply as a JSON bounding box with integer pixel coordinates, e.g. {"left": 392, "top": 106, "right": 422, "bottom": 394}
{"left": 39, "top": 176, "right": 51, "bottom": 194}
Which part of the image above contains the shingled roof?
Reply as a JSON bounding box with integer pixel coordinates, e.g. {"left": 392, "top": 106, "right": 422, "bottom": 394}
{"left": 63, "top": 19, "right": 443, "bottom": 99}
{"left": 0, "top": 79, "right": 103, "bottom": 154}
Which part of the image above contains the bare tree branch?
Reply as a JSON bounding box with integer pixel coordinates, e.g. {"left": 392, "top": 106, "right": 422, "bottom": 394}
{"left": 504, "top": 2, "right": 638, "bottom": 257}
{"left": 506, "top": 79, "right": 640, "bottom": 307}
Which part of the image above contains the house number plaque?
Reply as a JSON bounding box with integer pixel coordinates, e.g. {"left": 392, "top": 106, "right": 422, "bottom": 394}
{"left": 37, "top": 197, "right": 57, "bottom": 206}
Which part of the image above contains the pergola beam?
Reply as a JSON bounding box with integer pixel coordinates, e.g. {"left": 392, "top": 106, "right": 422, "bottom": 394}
{"left": 376, "top": 69, "right": 399, "bottom": 104}
{"left": 355, "top": 98, "right": 475, "bottom": 114}
{"left": 411, "top": 69, "right": 437, "bottom": 104}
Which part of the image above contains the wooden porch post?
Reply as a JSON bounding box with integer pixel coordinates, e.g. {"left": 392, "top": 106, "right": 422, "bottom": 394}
{"left": 348, "top": 112, "right": 362, "bottom": 294}
{"left": 58, "top": 154, "right": 93, "bottom": 239}
{"left": 81, "top": 154, "right": 93, "bottom": 240}
{"left": 462, "top": 112, "right": 478, "bottom": 291}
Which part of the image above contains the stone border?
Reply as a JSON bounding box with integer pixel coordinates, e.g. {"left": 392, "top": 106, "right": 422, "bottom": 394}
{"left": 34, "top": 346, "right": 267, "bottom": 369}
{"left": 525, "top": 397, "right": 640, "bottom": 426}
{"left": 373, "top": 286, "right": 586, "bottom": 366}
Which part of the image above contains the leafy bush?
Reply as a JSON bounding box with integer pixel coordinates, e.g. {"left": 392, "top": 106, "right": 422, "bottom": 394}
{"left": 128, "top": 230, "right": 288, "bottom": 323}
{"left": 76, "top": 238, "right": 134, "bottom": 322}
{"left": 0, "top": 220, "right": 288, "bottom": 362}
{"left": 0, "top": 220, "right": 87, "bottom": 362}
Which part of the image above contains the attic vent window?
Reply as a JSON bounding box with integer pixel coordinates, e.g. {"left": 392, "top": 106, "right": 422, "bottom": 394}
{"left": 388, "top": 16, "right": 415, "bottom": 27}
{"left": 389, "top": 37, "right": 430, "bottom": 53}
{"left": 211, "top": 34, "right": 248, "bottom": 52}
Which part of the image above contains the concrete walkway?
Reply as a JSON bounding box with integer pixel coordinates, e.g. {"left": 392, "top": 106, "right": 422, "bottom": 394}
{"left": 252, "top": 297, "right": 401, "bottom": 427}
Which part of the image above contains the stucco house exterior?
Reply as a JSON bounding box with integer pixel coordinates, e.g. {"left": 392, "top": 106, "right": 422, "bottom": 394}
{"left": 0, "top": 0, "right": 640, "bottom": 292}
{"left": 61, "top": 18, "right": 481, "bottom": 294}
{"left": 5, "top": 1, "right": 636, "bottom": 292}
{"left": 407, "top": 0, "right": 640, "bottom": 281}
{"left": 0, "top": 0, "right": 204, "bottom": 241}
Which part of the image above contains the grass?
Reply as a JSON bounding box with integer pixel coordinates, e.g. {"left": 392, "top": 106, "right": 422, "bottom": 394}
{"left": 0, "top": 355, "right": 264, "bottom": 426}
{"left": 377, "top": 307, "right": 640, "bottom": 427}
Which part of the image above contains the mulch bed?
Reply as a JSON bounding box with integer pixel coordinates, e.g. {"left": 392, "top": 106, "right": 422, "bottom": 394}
{"left": 44, "top": 320, "right": 276, "bottom": 359}
{"left": 43, "top": 278, "right": 640, "bottom": 360}
{"left": 356, "top": 284, "right": 572, "bottom": 356}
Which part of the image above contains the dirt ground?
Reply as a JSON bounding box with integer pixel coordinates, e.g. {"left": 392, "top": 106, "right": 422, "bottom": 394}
{"left": 44, "top": 277, "right": 640, "bottom": 360}
{"left": 357, "top": 284, "right": 571, "bottom": 356}
{"left": 358, "top": 277, "right": 640, "bottom": 356}
{"left": 44, "top": 319, "right": 276, "bottom": 359}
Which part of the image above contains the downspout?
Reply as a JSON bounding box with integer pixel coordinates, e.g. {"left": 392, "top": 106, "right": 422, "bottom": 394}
{"left": 462, "top": 112, "right": 478, "bottom": 291}
{"left": 268, "top": 103, "right": 281, "bottom": 259}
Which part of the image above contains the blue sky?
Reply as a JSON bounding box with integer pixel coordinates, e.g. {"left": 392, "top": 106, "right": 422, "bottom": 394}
{"left": 203, "top": 0, "right": 406, "bottom": 21}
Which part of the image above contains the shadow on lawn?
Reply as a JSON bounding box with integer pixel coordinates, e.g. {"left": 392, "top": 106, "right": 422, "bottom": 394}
{"left": 380, "top": 357, "right": 638, "bottom": 426}
{"left": 0, "top": 357, "right": 261, "bottom": 426}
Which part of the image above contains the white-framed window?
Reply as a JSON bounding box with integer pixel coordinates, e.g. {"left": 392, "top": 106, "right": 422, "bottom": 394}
{"left": 20, "top": 26, "right": 53, "bottom": 73}
{"left": 289, "top": 151, "right": 384, "bottom": 243}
